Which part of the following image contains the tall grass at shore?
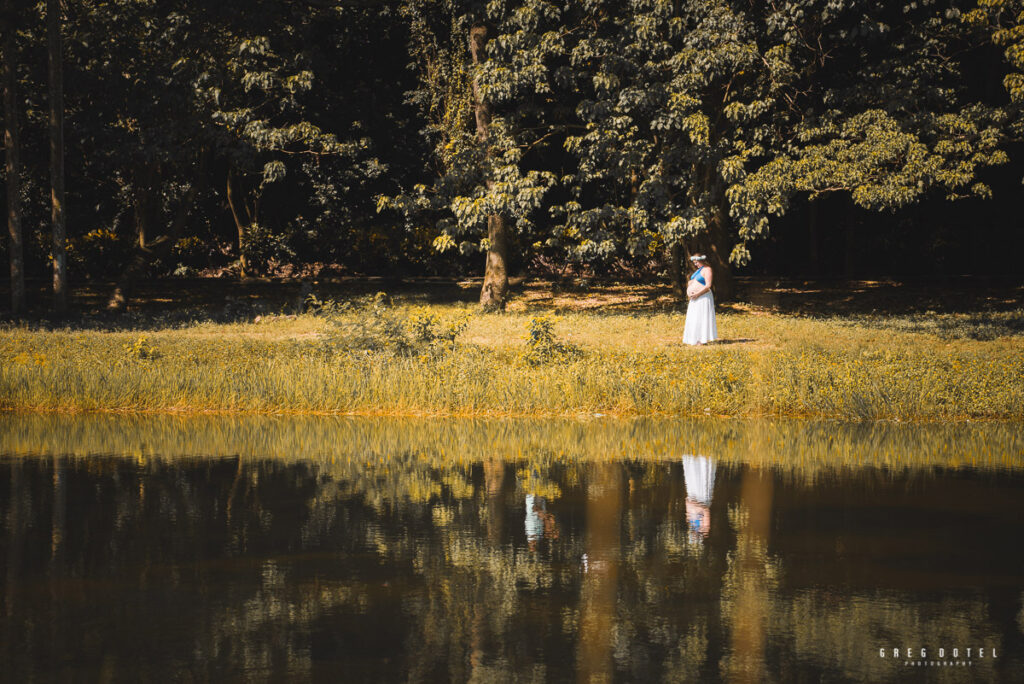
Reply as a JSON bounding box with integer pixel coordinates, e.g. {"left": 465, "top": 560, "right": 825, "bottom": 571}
{"left": 1, "top": 296, "right": 1021, "bottom": 420}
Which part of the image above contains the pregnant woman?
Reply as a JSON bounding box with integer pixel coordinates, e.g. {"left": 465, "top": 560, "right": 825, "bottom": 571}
{"left": 683, "top": 254, "right": 717, "bottom": 345}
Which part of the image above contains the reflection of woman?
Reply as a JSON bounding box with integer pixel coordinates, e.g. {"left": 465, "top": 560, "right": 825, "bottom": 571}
{"left": 683, "top": 254, "right": 717, "bottom": 346}
{"left": 525, "top": 494, "right": 558, "bottom": 551}
{"left": 682, "top": 455, "right": 716, "bottom": 541}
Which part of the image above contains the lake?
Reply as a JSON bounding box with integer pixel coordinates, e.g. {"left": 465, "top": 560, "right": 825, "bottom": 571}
{"left": 1, "top": 414, "right": 1022, "bottom": 682}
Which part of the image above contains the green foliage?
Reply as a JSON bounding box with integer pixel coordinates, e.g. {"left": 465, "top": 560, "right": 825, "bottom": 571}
{"left": 313, "top": 293, "right": 472, "bottom": 357}
{"left": 556, "top": 0, "right": 1014, "bottom": 270}
{"left": 66, "top": 228, "right": 134, "bottom": 281}
{"left": 4, "top": 0, "right": 1023, "bottom": 293}
{"left": 520, "top": 314, "right": 581, "bottom": 365}
{"left": 238, "top": 221, "right": 296, "bottom": 269}
{"left": 386, "top": 0, "right": 565, "bottom": 261}
{"left": 406, "top": 307, "right": 472, "bottom": 346}
{"left": 123, "top": 335, "right": 159, "bottom": 361}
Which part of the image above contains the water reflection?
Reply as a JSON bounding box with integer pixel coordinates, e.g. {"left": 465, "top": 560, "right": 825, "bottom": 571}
{"left": 525, "top": 494, "right": 558, "bottom": 551}
{"left": 683, "top": 454, "right": 716, "bottom": 544}
{"left": 1, "top": 416, "right": 1023, "bottom": 681}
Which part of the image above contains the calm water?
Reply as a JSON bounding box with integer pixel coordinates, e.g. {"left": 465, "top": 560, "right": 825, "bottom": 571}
{"left": 1, "top": 415, "right": 1023, "bottom": 682}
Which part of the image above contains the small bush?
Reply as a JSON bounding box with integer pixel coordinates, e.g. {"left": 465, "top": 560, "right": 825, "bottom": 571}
{"left": 67, "top": 228, "right": 133, "bottom": 280}
{"left": 314, "top": 293, "right": 471, "bottom": 357}
{"left": 172, "top": 236, "right": 210, "bottom": 270}
{"left": 406, "top": 307, "right": 471, "bottom": 348}
{"left": 520, "top": 315, "right": 581, "bottom": 366}
{"left": 124, "top": 335, "right": 159, "bottom": 360}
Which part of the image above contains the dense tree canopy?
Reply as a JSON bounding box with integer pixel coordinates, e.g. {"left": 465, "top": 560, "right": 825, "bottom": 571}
{"left": 1, "top": 0, "right": 1022, "bottom": 312}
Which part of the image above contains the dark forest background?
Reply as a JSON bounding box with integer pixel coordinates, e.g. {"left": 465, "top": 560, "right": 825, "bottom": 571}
{"left": 3, "top": 0, "right": 1024, "bottom": 314}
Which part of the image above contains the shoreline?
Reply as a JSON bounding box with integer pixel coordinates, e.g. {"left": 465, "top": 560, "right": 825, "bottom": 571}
{"left": 0, "top": 405, "right": 1018, "bottom": 424}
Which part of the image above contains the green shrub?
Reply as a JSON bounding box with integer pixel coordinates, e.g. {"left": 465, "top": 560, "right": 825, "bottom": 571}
{"left": 313, "top": 293, "right": 471, "bottom": 357}
{"left": 520, "top": 315, "right": 581, "bottom": 366}
{"left": 124, "top": 335, "right": 159, "bottom": 360}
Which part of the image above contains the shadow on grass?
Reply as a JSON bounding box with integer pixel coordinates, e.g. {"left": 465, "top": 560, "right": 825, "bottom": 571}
{"left": 0, "top": 277, "right": 482, "bottom": 331}
{"left": 1, "top": 275, "right": 1021, "bottom": 338}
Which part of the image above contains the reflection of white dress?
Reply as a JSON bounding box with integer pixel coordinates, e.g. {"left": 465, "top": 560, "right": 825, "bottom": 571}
{"left": 525, "top": 494, "right": 543, "bottom": 541}
{"left": 682, "top": 455, "right": 716, "bottom": 505}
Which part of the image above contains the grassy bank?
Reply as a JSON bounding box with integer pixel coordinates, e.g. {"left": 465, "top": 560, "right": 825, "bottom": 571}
{"left": 1, "top": 291, "right": 1022, "bottom": 420}
{"left": 3, "top": 413, "right": 1021, "bottom": 473}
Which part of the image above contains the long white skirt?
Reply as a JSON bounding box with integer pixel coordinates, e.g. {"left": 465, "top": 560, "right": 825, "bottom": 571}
{"left": 683, "top": 291, "right": 717, "bottom": 345}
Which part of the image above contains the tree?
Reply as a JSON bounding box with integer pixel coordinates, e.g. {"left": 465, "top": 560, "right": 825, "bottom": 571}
{"left": 559, "top": 0, "right": 765, "bottom": 299}
{"left": 79, "top": 1, "right": 393, "bottom": 306}
{"left": 721, "top": 1, "right": 1009, "bottom": 285}
{"left": 2, "top": 0, "right": 24, "bottom": 315}
{"left": 558, "top": 1, "right": 1010, "bottom": 300}
{"left": 48, "top": 0, "right": 67, "bottom": 314}
{"left": 392, "top": 0, "right": 567, "bottom": 310}
{"left": 965, "top": 1, "right": 1024, "bottom": 133}
{"left": 203, "top": 2, "right": 390, "bottom": 278}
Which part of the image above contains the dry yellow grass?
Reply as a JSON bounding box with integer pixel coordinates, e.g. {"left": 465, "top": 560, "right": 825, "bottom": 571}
{"left": 1, "top": 285, "right": 1021, "bottom": 420}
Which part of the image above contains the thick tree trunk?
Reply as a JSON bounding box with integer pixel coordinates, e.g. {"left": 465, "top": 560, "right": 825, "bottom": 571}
{"left": 132, "top": 161, "right": 158, "bottom": 249}
{"left": 707, "top": 210, "right": 735, "bottom": 302}
{"left": 668, "top": 243, "right": 684, "bottom": 299}
{"left": 48, "top": 0, "right": 67, "bottom": 315}
{"left": 480, "top": 215, "right": 510, "bottom": 310}
{"left": 226, "top": 168, "right": 251, "bottom": 278}
{"left": 807, "top": 199, "right": 820, "bottom": 277}
{"left": 844, "top": 211, "right": 856, "bottom": 278}
{"left": 469, "top": 24, "right": 509, "bottom": 310}
{"left": 2, "top": 4, "right": 24, "bottom": 316}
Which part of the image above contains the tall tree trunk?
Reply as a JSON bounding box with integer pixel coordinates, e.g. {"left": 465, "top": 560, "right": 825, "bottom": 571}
{"left": 668, "top": 243, "right": 684, "bottom": 299}
{"left": 480, "top": 215, "right": 509, "bottom": 310}
{"left": 843, "top": 210, "right": 856, "bottom": 278}
{"left": 226, "top": 168, "right": 251, "bottom": 278}
{"left": 707, "top": 207, "right": 735, "bottom": 302}
{"left": 132, "top": 161, "right": 158, "bottom": 249}
{"left": 469, "top": 24, "right": 509, "bottom": 311}
{"left": 807, "top": 199, "right": 820, "bottom": 277}
{"left": 2, "top": 3, "right": 24, "bottom": 316}
{"left": 48, "top": 0, "right": 67, "bottom": 315}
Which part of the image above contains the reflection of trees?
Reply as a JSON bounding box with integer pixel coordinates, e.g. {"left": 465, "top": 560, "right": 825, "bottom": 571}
{"left": 721, "top": 467, "right": 776, "bottom": 684}
{"left": 577, "top": 463, "right": 620, "bottom": 683}
{"left": 1, "top": 457, "right": 343, "bottom": 679}
{"left": 0, "top": 452, "right": 1019, "bottom": 680}
{"left": 784, "top": 592, "right": 997, "bottom": 682}
{"left": 3, "top": 461, "right": 25, "bottom": 676}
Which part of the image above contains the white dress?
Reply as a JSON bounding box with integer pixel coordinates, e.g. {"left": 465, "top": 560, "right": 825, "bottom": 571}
{"left": 683, "top": 268, "right": 717, "bottom": 345}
